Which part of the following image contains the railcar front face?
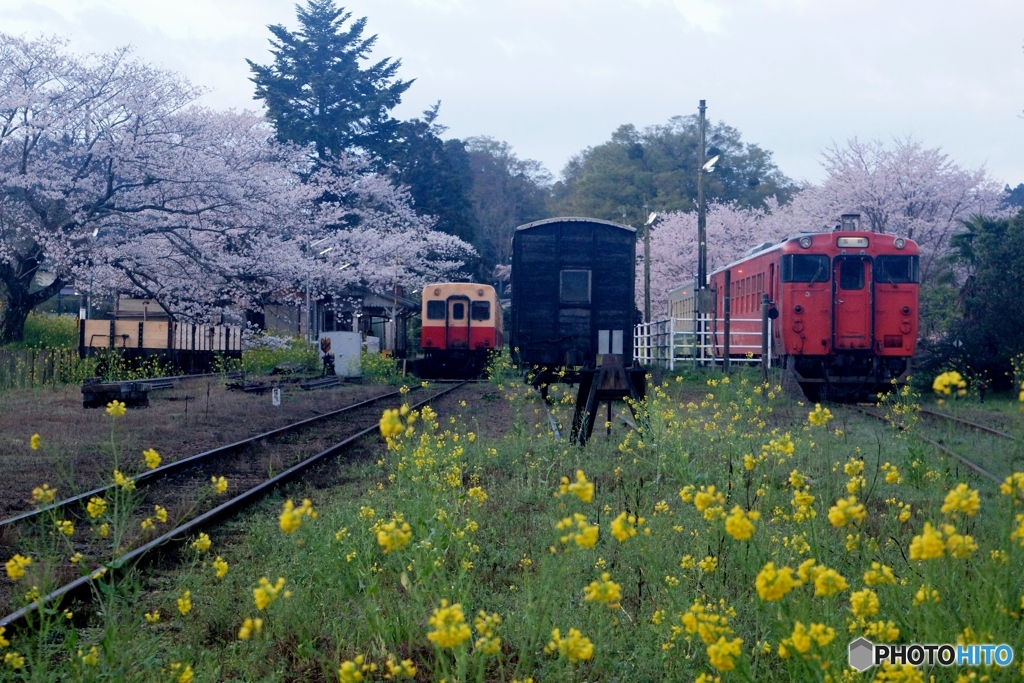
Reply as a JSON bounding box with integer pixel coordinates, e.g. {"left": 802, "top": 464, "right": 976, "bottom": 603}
{"left": 777, "top": 232, "right": 919, "bottom": 397}
{"left": 421, "top": 284, "right": 500, "bottom": 352}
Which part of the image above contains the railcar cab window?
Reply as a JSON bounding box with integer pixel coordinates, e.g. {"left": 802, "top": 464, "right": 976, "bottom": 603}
{"left": 560, "top": 269, "right": 592, "bottom": 304}
{"left": 470, "top": 300, "right": 490, "bottom": 321}
{"left": 781, "top": 255, "right": 830, "bottom": 283}
{"left": 875, "top": 256, "right": 920, "bottom": 284}
{"left": 838, "top": 260, "right": 865, "bottom": 290}
{"left": 427, "top": 300, "right": 446, "bottom": 320}
{"left": 451, "top": 302, "right": 466, "bottom": 320}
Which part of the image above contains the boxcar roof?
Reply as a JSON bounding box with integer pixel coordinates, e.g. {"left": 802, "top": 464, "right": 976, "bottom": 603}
{"left": 514, "top": 216, "right": 636, "bottom": 233}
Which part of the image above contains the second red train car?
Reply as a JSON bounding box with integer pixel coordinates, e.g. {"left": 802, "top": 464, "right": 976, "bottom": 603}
{"left": 704, "top": 222, "right": 919, "bottom": 400}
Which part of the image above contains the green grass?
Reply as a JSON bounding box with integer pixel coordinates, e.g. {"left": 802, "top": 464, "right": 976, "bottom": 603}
{"left": 3, "top": 371, "right": 1024, "bottom": 682}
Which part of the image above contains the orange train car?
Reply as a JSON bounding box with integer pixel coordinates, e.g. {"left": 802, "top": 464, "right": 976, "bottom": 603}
{"left": 699, "top": 219, "right": 919, "bottom": 401}
{"left": 420, "top": 283, "right": 504, "bottom": 378}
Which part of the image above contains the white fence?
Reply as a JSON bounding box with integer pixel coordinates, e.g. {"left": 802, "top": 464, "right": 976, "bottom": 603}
{"left": 634, "top": 317, "right": 773, "bottom": 370}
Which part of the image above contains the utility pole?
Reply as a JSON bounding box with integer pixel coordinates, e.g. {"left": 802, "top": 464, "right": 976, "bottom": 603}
{"left": 644, "top": 202, "right": 651, "bottom": 323}
{"left": 697, "top": 99, "right": 708, "bottom": 291}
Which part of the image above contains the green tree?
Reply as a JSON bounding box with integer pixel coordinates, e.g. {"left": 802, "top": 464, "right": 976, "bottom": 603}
{"left": 248, "top": 0, "right": 412, "bottom": 160}
{"left": 552, "top": 116, "right": 794, "bottom": 226}
{"left": 945, "top": 211, "right": 1024, "bottom": 388}
{"left": 464, "top": 136, "right": 552, "bottom": 285}
{"left": 376, "top": 104, "right": 478, "bottom": 245}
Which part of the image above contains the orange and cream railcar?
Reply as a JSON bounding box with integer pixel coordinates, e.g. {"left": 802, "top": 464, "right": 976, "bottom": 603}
{"left": 420, "top": 283, "right": 504, "bottom": 378}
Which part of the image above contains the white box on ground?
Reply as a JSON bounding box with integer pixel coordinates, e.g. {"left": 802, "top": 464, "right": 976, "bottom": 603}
{"left": 317, "top": 331, "right": 362, "bottom": 377}
{"left": 363, "top": 336, "right": 380, "bottom": 354}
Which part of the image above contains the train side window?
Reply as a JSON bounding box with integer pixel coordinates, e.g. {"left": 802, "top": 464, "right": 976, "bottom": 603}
{"left": 781, "top": 254, "right": 830, "bottom": 283}
{"left": 560, "top": 269, "right": 591, "bottom": 304}
{"left": 451, "top": 302, "right": 466, "bottom": 320}
{"left": 427, "top": 301, "right": 446, "bottom": 319}
{"left": 471, "top": 301, "right": 490, "bottom": 321}
{"left": 875, "top": 256, "right": 920, "bottom": 284}
{"left": 839, "top": 260, "right": 865, "bottom": 290}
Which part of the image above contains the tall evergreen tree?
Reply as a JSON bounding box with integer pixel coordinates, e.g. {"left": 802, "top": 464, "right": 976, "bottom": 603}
{"left": 248, "top": 0, "right": 412, "bottom": 159}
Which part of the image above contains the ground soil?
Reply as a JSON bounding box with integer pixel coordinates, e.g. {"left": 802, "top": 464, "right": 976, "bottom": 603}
{"left": 0, "top": 378, "right": 394, "bottom": 517}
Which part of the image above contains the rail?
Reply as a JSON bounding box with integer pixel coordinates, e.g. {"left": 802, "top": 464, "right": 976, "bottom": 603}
{"left": 634, "top": 316, "right": 772, "bottom": 370}
{"left": 0, "top": 382, "right": 468, "bottom": 630}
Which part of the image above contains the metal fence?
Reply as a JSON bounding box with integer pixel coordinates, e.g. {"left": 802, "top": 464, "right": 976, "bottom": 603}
{"left": 634, "top": 317, "right": 773, "bottom": 370}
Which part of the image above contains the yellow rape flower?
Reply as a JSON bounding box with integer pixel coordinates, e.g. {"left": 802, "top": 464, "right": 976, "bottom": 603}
{"left": 1000, "top": 472, "right": 1024, "bottom": 499}
{"left": 29, "top": 433, "right": 41, "bottom": 451}
{"left": 105, "top": 400, "right": 127, "bottom": 417}
{"left": 4, "top": 652, "right": 25, "bottom": 669}
{"left": 545, "top": 627, "right": 594, "bottom": 663}
{"left": 583, "top": 572, "right": 622, "bottom": 608}
{"left": 0, "top": 627, "right": 8, "bottom": 649}
{"left": 941, "top": 483, "right": 980, "bottom": 517}
{"left": 191, "top": 533, "right": 212, "bottom": 553}
{"left": 558, "top": 470, "right": 594, "bottom": 503}
{"left": 814, "top": 568, "right": 848, "bottom": 597}
{"left": 932, "top": 370, "right": 965, "bottom": 396}
{"left": 724, "top": 506, "right": 759, "bottom": 541}
{"left": 253, "top": 577, "right": 286, "bottom": 611}
{"left": 279, "top": 498, "right": 316, "bottom": 533}
{"left": 384, "top": 657, "right": 416, "bottom": 679}
{"left": 808, "top": 403, "right": 833, "bottom": 426}
{"left": 238, "top": 617, "right": 263, "bottom": 640}
{"left": 140, "top": 517, "right": 155, "bottom": 531}
{"left": 827, "top": 496, "right": 865, "bottom": 528}
{"left": 79, "top": 646, "right": 100, "bottom": 666}
{"left": 211, "top": 476, "right": 228, "bottom": 494}
{"left": 31, "top": 483, "right": 56, "bottom": 505}
{"left": 467, "top": 486, "right": 488, "bottom": 505}
{"left": 863, "top": 562, "right": 896, "bottom": 586}
{"left": 376, "top": 519, "right": 412, "bottom": 553}
{"left": 154, "top": 505, "right": 168, "bottom": 523}
{"left": 379, "top": 408, "right": 404, "bottom": 438}
{"left": 427, "top": 599, "right": 471, "bottom": 649}
{"left": 909, "top": 522, "right": 945, "bottom": 560}
{"left": 338, "top": 654, "right": 377, "bottom": 683}
{"left": 142, "top": 448, "right": 161, "bottom": 469}
{"left": 144, "top": 611, "right": 160, "bottom": 623}
{"left": 5, "top": 554, "right": 31, "bottom": 581}
{"left": 170, "top": 663, "right": 193, "bottom": 683}
{"left": 213, "top": 556, "right": 229, "bottom": 578}
{"left": 112, "top": 470, "right": 135, "bottom": 491}
{"left": 95, "top": 523, "right": 109, "bottom": 538}
{"left": 474, "top": 611, "right": 502, "bottom": 655}
{"left": 86, "top": 496, "right": 107, "bottom": 518}
{"left": 755, "top": 562, "right": 797, "bottom": 601}
{"left": 176, "top": 590, "right": 191, "bottom": 615}
{"left": 610, "top": 511, "right": 645, "bottom": 541}
{"left": 850, "top": 589, "right": 880, "bottom": 618}
{"left": 706, "top": 636, "right": 743, "bottom": 672}
{"left": 694, "top": 485, "right": 725, "bottom": 513}
{"left": 55, "top": 519, "right": 74, "bottom": 536}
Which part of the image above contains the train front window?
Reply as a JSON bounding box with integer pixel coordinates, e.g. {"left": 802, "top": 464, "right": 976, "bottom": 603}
{"left": 451, "top": 302, "right": 465, "bottom": 320}
{"left": 781, "top": 255, "right": 830, "bottom": 282}
{"left": 427, "top": 300, "right": 446, "bottom": 319}
{"left": 875, "top": 256, "right": 920, "bottom": 284}
{"left": 838, "top": 260, "right": 865, "bottom": 290}
{"left": 471, "top": 301, "right": 490, "bottom": 321}
{"left": 560, "top": 269, "right": 591, "bottom": 304}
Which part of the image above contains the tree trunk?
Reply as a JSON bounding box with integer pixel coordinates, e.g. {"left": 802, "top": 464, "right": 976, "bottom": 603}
{"left": 0, "top": 260, "right": 64, "bottom": 345}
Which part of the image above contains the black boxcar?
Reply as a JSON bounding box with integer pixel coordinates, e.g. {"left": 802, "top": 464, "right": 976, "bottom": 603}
{"left": 511, "top": 217, "right": 637, "bottom": 372}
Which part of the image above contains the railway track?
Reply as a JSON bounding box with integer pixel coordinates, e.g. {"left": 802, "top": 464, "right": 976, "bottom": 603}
{"left": 851, "top": 404, "right": 1020, "bottom": 486}
{"left": 0, "top": 381, "right": 468, "bottom": 629}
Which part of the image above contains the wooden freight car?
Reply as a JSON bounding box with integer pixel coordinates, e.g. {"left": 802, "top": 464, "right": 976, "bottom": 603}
{"left": 78, "top": 318, "right": 241, "bottom": 374}
{"left": 511, "top": 217, "right": 645, "bottom": 443}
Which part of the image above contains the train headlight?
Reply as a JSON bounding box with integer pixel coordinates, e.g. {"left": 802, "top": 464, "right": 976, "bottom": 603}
{"left": 798, "top": 236, "right": 812, "bottom": 249}
{"left": 894, "top": 238, "right": 906, "bottom": 249}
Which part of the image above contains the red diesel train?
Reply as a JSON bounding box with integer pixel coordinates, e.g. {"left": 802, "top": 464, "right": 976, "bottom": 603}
{"left": 706, "top": 222, "right": 919, "bottom": 401}
{"left": 419, "top": 283, "right": 504, "bottom": 378}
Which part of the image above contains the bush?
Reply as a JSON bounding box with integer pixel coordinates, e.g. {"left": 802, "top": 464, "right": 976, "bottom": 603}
{"left": 4, "top": 312, "right": 79, "bottom": 349}
{"left": 361, "top": 350, "right": 402, "bottom": 384}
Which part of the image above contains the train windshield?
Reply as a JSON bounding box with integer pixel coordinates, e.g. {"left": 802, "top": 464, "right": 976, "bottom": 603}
{"left": 781, "top": 254, "right": 830, "bottom": 283}
{"left": 426, "top": 300, "right": 446, "bottom": 319}
{"left": 875, "top": 256, "right": 920, "bottom": 284}
{"left": 471, "top": 301, "right": 490, "bottom": 321}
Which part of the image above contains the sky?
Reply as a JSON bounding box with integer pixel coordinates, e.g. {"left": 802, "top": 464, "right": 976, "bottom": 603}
{"left": 2, "top": 0, "right": 1023, "bottom": 187}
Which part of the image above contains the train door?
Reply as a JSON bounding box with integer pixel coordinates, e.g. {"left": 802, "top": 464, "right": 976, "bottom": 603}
{"left": 446, "top": 296, "right": 471, "bottom": 349}
{"left": 832, "top": 257, "right": 872, "bottom": 350}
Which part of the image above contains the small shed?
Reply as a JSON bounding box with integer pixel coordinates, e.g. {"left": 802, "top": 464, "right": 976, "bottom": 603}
{"left": 510, "top": 217, "right": 638, "bottom": 371}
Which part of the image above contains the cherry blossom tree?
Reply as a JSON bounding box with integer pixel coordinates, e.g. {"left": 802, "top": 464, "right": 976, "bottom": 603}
{"left": 0, "top": 34, "right": 472, "bottom": 343}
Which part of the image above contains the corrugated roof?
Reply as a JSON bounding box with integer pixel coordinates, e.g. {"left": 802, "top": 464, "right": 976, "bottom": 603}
{"left": 514, "top": 216, "right": 636, "bottom": 233}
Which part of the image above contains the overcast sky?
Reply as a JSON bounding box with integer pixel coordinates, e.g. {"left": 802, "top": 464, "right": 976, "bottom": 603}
{"left": 3, "top": 0, "right": 1023, "bottom": 187}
